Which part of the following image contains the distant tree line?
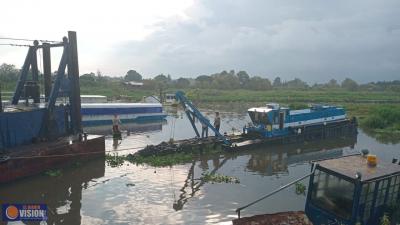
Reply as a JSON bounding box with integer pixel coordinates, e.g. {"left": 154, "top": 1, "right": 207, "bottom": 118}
{"left": 119, "top": 69, "right": 400, "bottom": 92}
{"left": 1, "top": 63, "right": 400, "bottom": 92}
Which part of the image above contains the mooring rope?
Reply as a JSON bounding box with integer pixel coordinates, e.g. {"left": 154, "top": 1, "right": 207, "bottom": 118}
{"left": 1, "top": 145, "right": 146, "bottom": 161}
{"left": 0, "top": 37, "right": 59, "bottom": 43}
{"left": 0, "top": 43, "right": 31, "bottom": 47}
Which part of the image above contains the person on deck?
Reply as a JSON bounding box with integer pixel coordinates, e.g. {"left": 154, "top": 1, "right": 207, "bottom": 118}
{"left": 112, "top": 114, "right": 122, "bottom": 133}
{"left": 214, "top": 112, "right": 221, "bottom": 135}
{"left": 201, "top": 119, "right": 209, "bottom": 138}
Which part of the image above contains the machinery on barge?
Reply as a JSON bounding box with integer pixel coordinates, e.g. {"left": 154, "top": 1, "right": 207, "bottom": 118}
{"left": 244, "top": 103, "right": 347, "bottom": 138}
{"left": 0, "top": 32, "right": 105, "bottom": 183}
{"left": 234, "top": 153, "right": 400, "bottom": 225}
{"left": 174, "top": 91, "right": 357, "bottom": 150}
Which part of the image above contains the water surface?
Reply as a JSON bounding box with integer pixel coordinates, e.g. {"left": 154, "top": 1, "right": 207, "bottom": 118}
{"left": 0, "top": 109, "right": 399, "bottom": 225}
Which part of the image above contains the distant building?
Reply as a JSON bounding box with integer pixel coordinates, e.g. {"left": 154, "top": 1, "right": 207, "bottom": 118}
{"left": 80, "top": 95, "right": 107, "bottom": 103}
{"left": 124, "top": 81, "right": 144, "bottom": 87}
{"left": 143, "top": 95, "right": 161, "bottom": 103}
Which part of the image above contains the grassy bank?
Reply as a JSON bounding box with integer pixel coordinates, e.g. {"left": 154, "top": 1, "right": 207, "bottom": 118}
{"left": 360, "top": 106, "right": 400, "bottom": 141}
{"left": 180, "top": 89, "right": 400, "bottom": 104}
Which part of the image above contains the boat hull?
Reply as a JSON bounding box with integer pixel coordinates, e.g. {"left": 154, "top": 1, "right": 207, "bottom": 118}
{"left": 0, "top": 135, "right": 105, "bottom": 183}
{"left": 81, "top": 103, "right": 167, "bottom": 126}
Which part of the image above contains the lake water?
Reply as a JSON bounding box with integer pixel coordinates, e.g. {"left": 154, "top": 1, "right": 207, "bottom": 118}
{"left": 0, "top": 108, "right": 399, "bottom": 225}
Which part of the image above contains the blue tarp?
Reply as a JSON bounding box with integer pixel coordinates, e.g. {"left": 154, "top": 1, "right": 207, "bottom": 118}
{"left": 0, "top": 106, "right": 67, "bottom": 150}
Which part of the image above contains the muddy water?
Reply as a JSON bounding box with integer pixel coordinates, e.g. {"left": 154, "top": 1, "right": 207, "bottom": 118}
{"left": 0, "top": 109, "right": 399, "bottom": 225}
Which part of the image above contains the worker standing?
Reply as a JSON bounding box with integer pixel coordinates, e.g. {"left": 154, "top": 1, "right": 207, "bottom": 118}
{"left": 214, "top": 112, "right": 221, "bottom": 135}
{"left": 112, "top": 114, "right": 122, "bottom": 133}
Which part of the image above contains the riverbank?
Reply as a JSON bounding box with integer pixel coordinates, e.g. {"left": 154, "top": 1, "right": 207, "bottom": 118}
{"left": 360, "top": 106, "right": 400, "bottom": 143}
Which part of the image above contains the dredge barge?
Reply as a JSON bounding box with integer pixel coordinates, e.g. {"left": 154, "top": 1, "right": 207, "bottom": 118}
{"left": 0, "top": 31, "right": 105, "bottom": 183}
{"left": 244, "top": 103, "right": 347, "bottom": 138}
{"left": 168, "top": 91, "right": 356, "bottom": 150}
{"left": 132, "top": 91, "right": 357, "bottom": 161}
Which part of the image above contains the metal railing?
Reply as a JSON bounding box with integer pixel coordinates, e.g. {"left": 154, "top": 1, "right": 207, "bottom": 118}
{"left": 235, "top": 172, "right": 313, "bottom": 219}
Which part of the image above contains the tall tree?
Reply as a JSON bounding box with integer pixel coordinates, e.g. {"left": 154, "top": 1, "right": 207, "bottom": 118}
{"left": 247, "top": 76, "right": 272, "bottom": 90}
{"left": 286, "top": 78, "right": 308, "bottom": 89}
{"left": 0, "top": 63, "right": 19, "bottom": 82}
{"left": 237, "top": 71, "right": 250, "bottom": 87}
{"left": 273, "top": 77, "right": 282, "bottom": 87}
{"left": 341, "top": 78, "right": 358, "bottom": 91}
{"left": 175, "top": 77, "right": 190, "bottom": 88}
{"left": 154, "top": 74, "right": 169, "bottom": 83}
{"left": 326, "top": 79, "right": 339, "bottom": 88}
{"left": 125, "top": 70, "right": 143, "bottom": 82}
{"left": 195, "top": 75, "right": 212, "bottom": 88}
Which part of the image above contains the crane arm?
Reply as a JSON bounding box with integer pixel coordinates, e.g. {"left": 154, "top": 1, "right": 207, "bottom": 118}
{"left": 175, "top": 91, "right": 231, "bottom": 146}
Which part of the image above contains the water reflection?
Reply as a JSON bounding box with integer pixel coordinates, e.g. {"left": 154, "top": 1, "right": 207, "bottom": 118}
{"left": 1, "top": 107, "right": 398, "bottom": 224}
{"left": 246, "top": 136, "right": 357, "bottom": 176}
{"left": 0, "top": 158, "right": 105, "bottom": 225}
{"left": 172, "top": 134, "right": 357, "bottom": 212}
{"left": 174, "top": 157, "right": 230, "bottom": 211}
{"left": 362, "top": 128, "right": 400, "bottom": 145}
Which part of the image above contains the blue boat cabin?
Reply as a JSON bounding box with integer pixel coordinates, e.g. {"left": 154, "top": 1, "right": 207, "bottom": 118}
{"left": 306, "top": 155, "right": 400, "bottom": 225}
{"left": 244, "top": 103, "right": 346, "bottom": 138}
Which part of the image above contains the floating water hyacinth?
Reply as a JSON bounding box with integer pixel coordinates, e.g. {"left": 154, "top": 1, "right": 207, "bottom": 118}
{"left": 295, "top": 182, "right": 307, "bottom": 195}
{"left": 106, "top": 154, "right": 125, "bottom": 168}
{"left": 201, "top": 172, "right": 240, "bottom": 184}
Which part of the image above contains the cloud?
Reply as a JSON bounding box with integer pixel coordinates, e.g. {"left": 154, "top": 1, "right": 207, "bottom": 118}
{"left": 1, "top": 0, "right": 399, "bottom": 83}
{"left": 107, "top": 0, "right": 400, "bottom": 83}
{"left": 0, "top": 0, "right": 193, "bottom": 73}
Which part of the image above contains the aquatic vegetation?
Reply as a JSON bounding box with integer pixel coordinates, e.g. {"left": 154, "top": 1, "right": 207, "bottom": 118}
{"left": 385, "top": 203, "right": 400, "bottom": 224}
{"left": 361, "top": 106, "right": 400, "bottom": 139}
{"left": 201, "top": 172, "right": 240, "bottom": 184}
{"left": 106, "top": 154, "right": 125, "bottom": 167}
{"left": 362, "top": 106, "right": 400, "bottom": 128}
{"left": 126, "top": 152, "right": 195, "bottom": 167}
{"left": 104, "top": 142, "right": 225, "bottom": 168}
{"left": 295, "top": 182, "right": 307, "bottom": 195}
{"left": 45, "top": 169, "right": 62, "bottom": 177}
{"left": 124, "top": 141, "right": 224, "bottom": 167}
{"left": 380, "top": 213, "right": 390, "bottom": 225}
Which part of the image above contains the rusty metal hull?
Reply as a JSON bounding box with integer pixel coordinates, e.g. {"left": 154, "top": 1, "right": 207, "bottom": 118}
{"left": 0, "top": 135, "right": 105, "bottom": 183}
{"left": 233, "top": 211, "right": 313, "bottom": 225}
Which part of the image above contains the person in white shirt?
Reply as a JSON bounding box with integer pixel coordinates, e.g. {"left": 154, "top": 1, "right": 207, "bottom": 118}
{"left": 112, "top": 114, "right": 122, "bottom": 133}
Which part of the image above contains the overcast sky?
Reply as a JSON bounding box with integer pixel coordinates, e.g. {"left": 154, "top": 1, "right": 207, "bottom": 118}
{"left": 0, "top": 0, "right": 399, "bottom": 83}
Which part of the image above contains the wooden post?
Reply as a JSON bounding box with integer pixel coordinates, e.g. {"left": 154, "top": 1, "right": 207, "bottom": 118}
{"left": 42, "top": 43, "right": 52, "bottom": 102}
{"left": 67, "top": 31, "right": 82, "bottom": 134}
